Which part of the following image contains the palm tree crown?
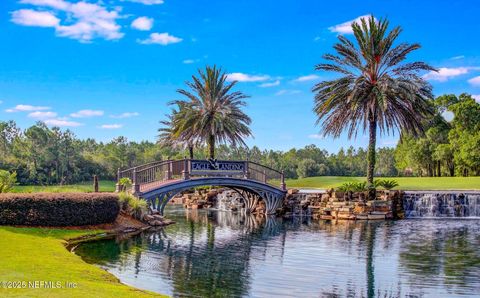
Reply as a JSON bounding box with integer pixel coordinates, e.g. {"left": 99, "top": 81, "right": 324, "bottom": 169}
{"left": 168, "top": 65, "right": 252, "bottom": 159}
{"left": 313, "top": 15, "right": 436, "bottom": 187}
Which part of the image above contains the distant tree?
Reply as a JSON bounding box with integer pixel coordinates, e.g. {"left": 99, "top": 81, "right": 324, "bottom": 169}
{"left": 297, "top": 158, "right": 319, "bottom": 178}
{"left": 313, "top": 15, "right": 435, "bottom": 195}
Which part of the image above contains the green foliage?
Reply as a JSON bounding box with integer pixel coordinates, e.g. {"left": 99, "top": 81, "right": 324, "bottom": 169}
{"left": 336, "top": 181, "right": 368, "bottom": 192}
{"left": 296, "top": 158, "right": 319, "bottom": 178}
{"left": 395, "top": 93, "right": 480, "bottom": 177}
{"left": 0, "top": 170, "right": 17, "bottom": 193}
{"left": 376, "top": 179, "right": 399, "bottom": 190}
{"left": 0, "top": 193, "right": 119, "bottom": 226}
{"left": 118, "top": 177, "right": 132, "bottom": 191}
{"left": 118, "top": 192, "right": 148, "bottom": 220}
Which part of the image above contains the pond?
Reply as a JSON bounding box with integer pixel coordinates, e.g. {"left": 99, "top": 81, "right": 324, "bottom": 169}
{"left": 75, "top": 206, "right": 480, "bottom": 297}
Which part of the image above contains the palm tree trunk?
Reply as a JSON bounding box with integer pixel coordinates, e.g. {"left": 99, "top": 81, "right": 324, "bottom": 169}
{"left": 188, "top": 146, "right": 194, "bottom": 159}
{"left": 208, "top": 134, "right": 215, "bottom": 159}
{"left": 367, "top": 117, "right": 377, "bottom": 200}
{"left": 367, "top": 118, "right": 377, "bottom": 186}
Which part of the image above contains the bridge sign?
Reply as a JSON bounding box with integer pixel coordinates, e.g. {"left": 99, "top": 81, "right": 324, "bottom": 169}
{"left": 190, "top": 159, "right": 245, "bottom": 176}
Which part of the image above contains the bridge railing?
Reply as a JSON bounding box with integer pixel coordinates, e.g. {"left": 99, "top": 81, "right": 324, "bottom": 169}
{"left": 117, "top": 159, "right": 286, "bottom": 193}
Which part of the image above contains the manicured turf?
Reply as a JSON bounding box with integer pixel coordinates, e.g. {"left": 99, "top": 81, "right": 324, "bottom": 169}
{"left": 0, "top": 227, "right": 164, "bottom": 298}
{"left": 12, "top": 180, "right": 116, "bottom": 193}
{"left": 285, "top": 176, "right": 480, "bottom": 190}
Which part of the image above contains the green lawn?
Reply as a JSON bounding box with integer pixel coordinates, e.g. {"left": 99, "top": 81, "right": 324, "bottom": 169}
{"left": 0, "top": 227, "right": 164, "bottom": 298}
{"left": 12, "top": 180, "right": 116, "bottom": 193}
{"left": 285, "top": 176, "right": 480, "bottom": 190}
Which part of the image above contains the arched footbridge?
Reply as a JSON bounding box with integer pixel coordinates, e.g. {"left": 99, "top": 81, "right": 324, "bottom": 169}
{"left": 117, "top": 159, "right": 287, "bottom": 215}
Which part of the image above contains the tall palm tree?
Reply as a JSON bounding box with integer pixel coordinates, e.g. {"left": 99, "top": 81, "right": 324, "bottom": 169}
{"left": 171, "top": 65, "right": 252, "bottom": 159}
{"left": 313, "top": 15, "right": 435, "bottom": 191}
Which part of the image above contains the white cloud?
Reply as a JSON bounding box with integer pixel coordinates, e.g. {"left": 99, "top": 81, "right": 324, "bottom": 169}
{"left": 28, "top": 111, "right": 58, "bottom": 119}
{"left": 13, "top": 0, "right": 124, "bottom": 42}
{"left": 110, "top": 112, "right": 139, "bottom": 119}
{"left": 70, "top": 109, "right": 104, "bottom": 118}
{"left": 226, "top": 73, "right": 270, "bottom": 82}
{"left": 293, "top": 74, "right": 320, "bottom": 82}
{"left": 100, "top": 124, "right": 123, "bottom": 129}
{"left": 468, "top": 76, "right": 480, "bottom": 86}
{"left": 423, "top": 67, "right": 469, "bottom": 82}
{"left": 450, "top": 55, "right": 465, "bottom": 60}
{"left": 183, "top": 59, "right": 195, "bottom": 64}
{"left": 472, "top": 95, "right": 480, "bottom": 103}
{"left": 329, "top": 15, "right": 371, "bottom": 34}
{"left": 5, "top": 104, "right": 51, "bottom": 112}
{"left": 275, "top": 89, "right": 302, "bottom": 96}
{"left": 44, "top": 118, "right": 83, "bottom": 127}
{"left": 20, "top": 0, "right": 69, "bottom": 10}
{"left": 259, "top": 80, "right": 280, "bottom": 88}
{"left": 308, "top": 134, "right": 324, "bottom": 140}
{"left": 123, "top": 0, "right": 164, "bottom": 5}
{"left": 131, "top": 16, "right": 153, "bottom": 31}
{"left": 11, "top": 9, "right": 60, "bottom": 27}
{"left": 138, "top": 32, "right": 182, "bottom": 45}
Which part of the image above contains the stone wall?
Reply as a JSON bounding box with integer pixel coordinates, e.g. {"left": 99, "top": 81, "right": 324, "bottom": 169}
{"left": 280, "top": 189, "right": 404, "bottom": 220}
{"left": 170, "top": 188, "right": 404, "bottom": 220}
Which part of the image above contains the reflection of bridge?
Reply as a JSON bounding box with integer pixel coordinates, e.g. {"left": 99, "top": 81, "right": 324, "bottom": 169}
{"left": 117, "top": 159, "right": 287, "bottom": 215}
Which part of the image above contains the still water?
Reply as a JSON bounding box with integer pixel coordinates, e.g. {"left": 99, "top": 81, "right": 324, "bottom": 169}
{"left": 75, "top": 206, "right": 480, "bottom": 297}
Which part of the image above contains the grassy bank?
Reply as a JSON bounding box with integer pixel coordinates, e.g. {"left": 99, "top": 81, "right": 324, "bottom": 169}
{"left": 0, "top": 227, "right": 164, "bottom": 298}
{"left": 286, "top": 176, "right": 480, "bottom": 190}
{"left": 12, "top": 180, "right": 116, "bottom": 193}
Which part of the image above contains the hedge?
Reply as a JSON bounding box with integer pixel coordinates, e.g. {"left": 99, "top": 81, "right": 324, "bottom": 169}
{"left": 0, "top": 193, "right": 120, "bottom": 226}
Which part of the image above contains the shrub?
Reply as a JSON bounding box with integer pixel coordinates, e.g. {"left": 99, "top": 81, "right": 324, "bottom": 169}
{"left": 377, "top": 179, "right": 399, "bottom": 190}
{"left": 118, "top": 177, "right": 132, "bottom": 192}
{"left": 0, "top": 193, "right": 119, "bottom": 226}
{"left": 0, "top": 170, "right": 17, "bottom": 193}
{"left": 336, "top": 181, "right": 368, "bottom": 192}
{"left": 118, "top": 192, "right": 148, "bottom": 220}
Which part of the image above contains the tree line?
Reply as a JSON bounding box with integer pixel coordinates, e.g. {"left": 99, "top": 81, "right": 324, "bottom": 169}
{"left": 0, "top": 120, "right": 398, "bottom": 184}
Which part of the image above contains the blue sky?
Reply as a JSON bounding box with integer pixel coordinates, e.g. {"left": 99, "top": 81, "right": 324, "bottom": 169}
{"left": 1, "top": 0, "right": 479, "bottom": 152}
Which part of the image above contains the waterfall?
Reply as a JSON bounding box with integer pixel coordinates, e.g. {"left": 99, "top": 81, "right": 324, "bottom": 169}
{"left": 403, "top": 192, "right": 480, "bottom": 218}
{"left": 216, "top": 190, "right": 245, "bottom": 212}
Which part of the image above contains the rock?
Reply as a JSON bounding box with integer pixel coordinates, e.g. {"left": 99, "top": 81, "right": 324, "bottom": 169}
{"left": 153, "top": 214, "right": 164, "bottom": 220}
{"left": 143, "top": 214, "right": 154, "bottom": 221}
{"left": 287, "top": 188, "right": 299, "bottom": 195}
{"left": 368, "top": 214, "right": 386, "bottom": 220}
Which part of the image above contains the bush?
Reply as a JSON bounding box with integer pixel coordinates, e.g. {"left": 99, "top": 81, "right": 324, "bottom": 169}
{"left": 376, "top": 179, "right": 399, "bottom": 190}
{"left": 0, "top": 193, "right": 119, "bottom": 226}
{"left": 336, "top": 181, "right": 368, "bottom": 192}
{"left": 0, "top": 170, "right": 17, "bottom": 193}
{"left": 118, "top": 192, "right": 148, "bottom": 220}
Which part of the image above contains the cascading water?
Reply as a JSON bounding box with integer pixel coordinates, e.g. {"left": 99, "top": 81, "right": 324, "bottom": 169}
{"left": 403, "top": 192, "right": 480, "bottom": 218}
{"left": 216, "top": 190, "right": 245, "bottom": 212}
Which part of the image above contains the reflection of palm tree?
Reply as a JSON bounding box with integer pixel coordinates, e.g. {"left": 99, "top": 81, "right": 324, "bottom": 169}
{"left": 365, "top": 223, "right": 376, "bottom": 298}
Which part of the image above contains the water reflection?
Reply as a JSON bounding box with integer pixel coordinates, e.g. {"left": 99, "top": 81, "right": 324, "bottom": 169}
{"left": 76, "top": 207, "right": 480, "bottom": 297}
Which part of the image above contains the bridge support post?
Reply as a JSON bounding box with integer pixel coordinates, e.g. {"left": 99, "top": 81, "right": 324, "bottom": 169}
{"left": 165, "top": 161, "right": 172, "bottom": 180}
{"left": 244, "top": 162, "right": 250, "bottom": 179}
{"left": 182, "top": 157, "right": 190, "bottom": 180}
{"left": 280, "top": 171, "right": 286, "bottom": 191}
{"left": 132, "top": 168, "right": 141, "bottom": 196}
{"left": 115, "top": 168, "right": 121, "bottom": 192}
